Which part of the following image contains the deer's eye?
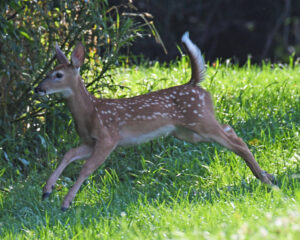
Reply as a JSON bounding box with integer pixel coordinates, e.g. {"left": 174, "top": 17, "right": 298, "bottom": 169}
{"left": 56, "top": 72, "right": 63, "bottom": 78}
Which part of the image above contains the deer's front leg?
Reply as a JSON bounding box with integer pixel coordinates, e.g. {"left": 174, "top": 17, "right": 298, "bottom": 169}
{"left": 61, "top": 141, "right": 116, "bottom": 211}
{"left": 43, "top": 144, "right": 93, "bottom": 199}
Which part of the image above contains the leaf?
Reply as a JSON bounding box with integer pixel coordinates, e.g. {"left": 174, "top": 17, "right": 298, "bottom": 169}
{"left": 38, "top": 134, "right": 47, "bottom": 149}
{"left": 249, "top": 138, "right": 260, "bottom": 146}
{"left": 18, "top": 157, "right": 30, "bottom": 166}
{"left": 0, "top": 168, "right": 6, "bottom": 177}
{"left": 19, "top": 31, "right": 33, "bottom": 41}
{"left": 3, "top": 151, "right": 10, "bottom": 162}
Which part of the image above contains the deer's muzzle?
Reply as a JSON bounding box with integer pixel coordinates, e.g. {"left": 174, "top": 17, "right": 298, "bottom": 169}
{"left": 34, "top": 86, "right": 46, "bottom": 95}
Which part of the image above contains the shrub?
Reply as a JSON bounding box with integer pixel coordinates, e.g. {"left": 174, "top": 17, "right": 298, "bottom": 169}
{"left": 0, "top": 0, "right": 162, "bottom": 178}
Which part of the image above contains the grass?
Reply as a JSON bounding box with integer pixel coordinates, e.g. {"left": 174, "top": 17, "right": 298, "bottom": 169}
{"left": 0, "top": 57, "right": 299, "bottom": 239}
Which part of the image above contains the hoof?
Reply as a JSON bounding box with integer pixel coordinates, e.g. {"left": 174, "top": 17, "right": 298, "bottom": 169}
{"left": 267, "top": 173, "right": 276, "bottom": 184}
{"left": 262, "top": 171, "right": 276, "bottom": 185}
{"left": 61, "top": 200, "right": 72, "bottom": 211}
{"left": 42, "top": 192, "right": 51, "bottom": 200}
{"left": 61, "top": 206, "right": 68, "bottom": 212}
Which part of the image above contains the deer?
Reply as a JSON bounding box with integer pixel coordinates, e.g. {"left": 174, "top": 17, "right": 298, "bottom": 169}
{"left": 35, "top": 32, "right": 274, "bottom": 211}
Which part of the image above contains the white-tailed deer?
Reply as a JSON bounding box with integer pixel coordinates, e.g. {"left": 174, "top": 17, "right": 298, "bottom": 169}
{"left": 35, "top": 32, "right": 274, "bottom": 211}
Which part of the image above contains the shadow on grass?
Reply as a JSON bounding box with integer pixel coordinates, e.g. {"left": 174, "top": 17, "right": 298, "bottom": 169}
{"left": 0, "top": 165, "right": 299, "bottom": 236}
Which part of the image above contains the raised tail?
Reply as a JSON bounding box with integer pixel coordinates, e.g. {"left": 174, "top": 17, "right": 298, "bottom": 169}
{"left": 181, "top": 32, "right": 206, "bottom": 85}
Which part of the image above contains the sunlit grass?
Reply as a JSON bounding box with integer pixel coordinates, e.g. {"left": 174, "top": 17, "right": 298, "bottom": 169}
{"left": 0, "top": 58, "right": 299, "bottom": 239}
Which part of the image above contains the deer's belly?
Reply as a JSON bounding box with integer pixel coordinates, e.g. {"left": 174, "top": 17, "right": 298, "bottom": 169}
{"left": 118, "top": 125, "right": 176, "bottom": 146}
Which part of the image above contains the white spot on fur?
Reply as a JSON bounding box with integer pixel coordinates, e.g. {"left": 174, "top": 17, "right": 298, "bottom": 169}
{"left": 199, "top": 93, "right": 205, "bottom": 106}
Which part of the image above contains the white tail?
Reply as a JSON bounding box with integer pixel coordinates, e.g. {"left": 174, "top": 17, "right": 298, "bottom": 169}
{"left": 181, "top": 32, "right": 206, "bottom": 85}
{"left": 35, "top": 32, "right": 274, "bottom": 210}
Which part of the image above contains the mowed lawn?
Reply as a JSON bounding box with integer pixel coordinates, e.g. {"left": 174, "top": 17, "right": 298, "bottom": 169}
{"left": 0, "top": 58, "right": 299, "bottom": 239}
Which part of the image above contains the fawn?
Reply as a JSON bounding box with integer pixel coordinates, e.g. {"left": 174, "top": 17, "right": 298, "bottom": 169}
{"left": 35, "top": 32, "right": 274, "bottom": 210}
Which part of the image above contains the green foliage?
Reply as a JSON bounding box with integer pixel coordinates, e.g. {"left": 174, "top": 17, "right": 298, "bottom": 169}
{"left": 0, "top": 59, "right": 299, "bottom": 239}
{"left": 0, "top": 0, "right": 160, "bottom": 177}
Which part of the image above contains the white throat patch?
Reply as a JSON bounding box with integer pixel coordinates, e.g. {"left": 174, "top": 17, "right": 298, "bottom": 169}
{"left": 46, "top": 87, "right": 73, "bottom": 98}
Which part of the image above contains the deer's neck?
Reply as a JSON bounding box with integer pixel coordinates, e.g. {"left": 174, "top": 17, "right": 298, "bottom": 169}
{"left": 65, "top": 77, "right": 96, "bottom": 137}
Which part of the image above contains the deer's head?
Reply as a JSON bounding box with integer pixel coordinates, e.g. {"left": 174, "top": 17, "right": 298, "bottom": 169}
{"left": 35, "top": 43, "right": 85, "bottom": 98}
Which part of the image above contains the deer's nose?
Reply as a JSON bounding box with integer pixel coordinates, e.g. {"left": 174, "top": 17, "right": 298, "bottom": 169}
{"left": 34, "top": 86, "right": 45, "bottom": 94}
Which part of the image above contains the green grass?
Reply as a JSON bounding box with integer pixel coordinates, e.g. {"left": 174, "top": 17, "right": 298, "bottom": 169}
{"left": 0, "top": 58, "right": 299, "bottom": 239}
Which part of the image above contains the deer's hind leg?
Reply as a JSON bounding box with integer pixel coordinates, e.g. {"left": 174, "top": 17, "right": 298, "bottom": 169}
{"left": 181, "top": 120, "right": 274, "bottom": 184}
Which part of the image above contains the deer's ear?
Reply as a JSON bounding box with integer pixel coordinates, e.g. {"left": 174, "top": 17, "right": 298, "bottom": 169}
{"left": 71, "top": 43, "right": 85, "bottom": 68}
{"left": 55, "top": 43, "right": 70, "bottom": 65}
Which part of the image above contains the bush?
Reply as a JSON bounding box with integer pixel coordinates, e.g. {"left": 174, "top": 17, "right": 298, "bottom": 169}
{"left": 0, "top": 0, "right": 162, "bottom": 178}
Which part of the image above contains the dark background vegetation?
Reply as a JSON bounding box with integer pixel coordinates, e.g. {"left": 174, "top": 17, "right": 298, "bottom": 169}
{"left": 0, "top": 0, "right": 299, "bottom": 180}
{"left": 130, "top": 0, "right": 300, "bottom": 63}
